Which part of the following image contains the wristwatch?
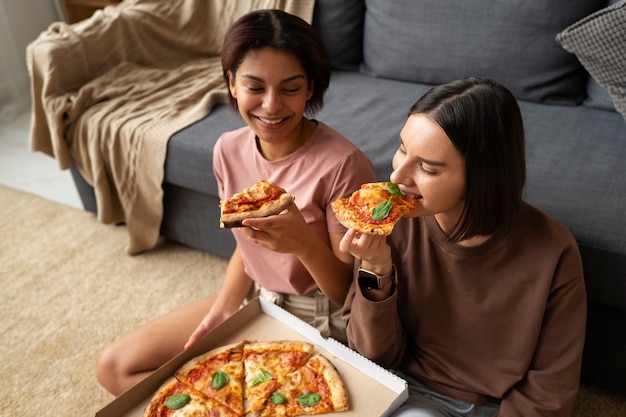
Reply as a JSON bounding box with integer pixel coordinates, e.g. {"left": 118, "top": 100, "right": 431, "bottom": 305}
{"left": 357, "top": 266, "right": 395, "bottom": 290}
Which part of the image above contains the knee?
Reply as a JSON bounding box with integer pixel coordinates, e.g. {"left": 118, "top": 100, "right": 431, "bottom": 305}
{"left": 96, "top": 342, "right": 124, "bottom": 395}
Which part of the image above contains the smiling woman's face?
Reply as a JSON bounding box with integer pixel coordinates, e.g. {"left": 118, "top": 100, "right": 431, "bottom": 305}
{"left": 390, "top": 113, "right": 467, "bottom": 235}
{"left": 228, "top": 47, "right": 313, "bottom": 155}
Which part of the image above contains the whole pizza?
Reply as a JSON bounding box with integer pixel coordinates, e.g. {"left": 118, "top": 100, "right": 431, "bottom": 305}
{"left": 144, "top": 340, "right": 349, "bottom": 417}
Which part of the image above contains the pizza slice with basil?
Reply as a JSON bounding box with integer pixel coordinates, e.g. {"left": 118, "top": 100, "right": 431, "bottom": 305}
{"left": 242, "top": 340, "right": 314, "bottom": 414}
{"left": 175, "top": 342, "right": 245, "bottom": 415}
{"left": 331, "top": 181, "right": 419, "bottom": 236}
{"left": 263, "top": 354, "right": 349, "bottom": 417}
{"left": 143, "top": 377, "right": 239, "bottom": 417}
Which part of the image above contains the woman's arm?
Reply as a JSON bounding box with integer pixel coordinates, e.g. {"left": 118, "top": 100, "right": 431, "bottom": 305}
{"left": 184, "top": 245, "right": 254, "bottom": 349}
{"left": 340, "top": 229, "right": 405, "bottom": 367}
{"left": 294, "top": 230, "right": 354, "bottom": 304}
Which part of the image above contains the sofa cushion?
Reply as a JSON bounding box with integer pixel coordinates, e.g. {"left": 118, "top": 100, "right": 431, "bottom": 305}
{"left": 578, "top": 0, "right": 622, "bottom": 112}
{"left": 556, "top": 0, "right": 626, "bottom": 123}
{"left": 312, "top": 0, "right": 365, "bottom": 70}
{"left": 584, "top": 78, "right": 617, "bottom": 111}
{"left": 519, "top": 99, "right": 626, "bottom": 309}
{"left": 361, "top": 0, "right": 607, "bottom": 105}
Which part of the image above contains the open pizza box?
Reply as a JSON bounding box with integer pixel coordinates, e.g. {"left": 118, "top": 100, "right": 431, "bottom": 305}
{"left": 95, "top": 297, "right": 408, "bottom": 417}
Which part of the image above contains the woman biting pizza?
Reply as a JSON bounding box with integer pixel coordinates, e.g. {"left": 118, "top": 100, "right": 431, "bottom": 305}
{"left": 340, "top": 78, "right": 587, "bottom": 416}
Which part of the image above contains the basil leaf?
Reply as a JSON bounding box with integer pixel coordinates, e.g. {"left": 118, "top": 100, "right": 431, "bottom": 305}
{"left": 271, "top": 391, "right": 286, "bottom": 405}
{"left": 371, "top": 197, "right": 392, "bottom": 220}
{"left": 164, "top": 393, "right": 191, "bottom": 409}
{"left": 297, "top": 392, "right": 321, "bottom": 407}
{"left": 387, "top": 182, "right": 403, "bottom": 196}
{"left": 212, "top": 370, "right": 229, "bottom": 390}
{"left": 251, "top": 370, "right": 274, "bottom": 387}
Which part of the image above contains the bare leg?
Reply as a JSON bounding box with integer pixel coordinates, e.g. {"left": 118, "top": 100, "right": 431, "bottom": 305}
{"left": 96, "top": 295, "right": 216, "bottom": 396}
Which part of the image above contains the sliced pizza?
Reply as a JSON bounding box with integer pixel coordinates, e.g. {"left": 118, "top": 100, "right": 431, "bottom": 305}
{"left": 220, "top": 180, "right": 295, "bottom": 228}
{"left": 242, "top": 340, "right": 314, "bottom": 414}
{"left": 143, "top": 377, "right": 239, "bottom": 417}
{"left": 265, "top": 354, "right": 349, "bottom": 417}
{"left": 144, "top": 340, "right": 349, "bottom": 417}
{"left": 175, "top": 342, "right": 245, "bottom": 415}
{"left": 331, "top": 181, "right": 419, "bottom": 235}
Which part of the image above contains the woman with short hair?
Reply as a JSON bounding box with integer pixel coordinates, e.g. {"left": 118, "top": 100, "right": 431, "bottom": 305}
{"left": 341, "top": 78, "right": 586, "bottom": 416}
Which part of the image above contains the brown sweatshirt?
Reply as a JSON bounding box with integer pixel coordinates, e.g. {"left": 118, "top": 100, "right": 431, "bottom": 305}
{"left": 343, "top": 202, "right": 586, "bottom": 416}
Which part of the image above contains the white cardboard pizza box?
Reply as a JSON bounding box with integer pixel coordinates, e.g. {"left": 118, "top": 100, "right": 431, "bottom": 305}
{"left": 95, "top": 297, "right": 408, "bottom": 417}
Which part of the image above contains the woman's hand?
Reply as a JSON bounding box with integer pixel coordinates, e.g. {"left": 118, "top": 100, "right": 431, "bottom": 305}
{"left": 240, "top": 204, "right": 312, "bottom": 256}
{"left": 339, "top": 228, "right": 393, "bottom": 275}
{"left": 242, "top": 204, "right": 354, "bottom": 304}
{"left": 184, "top": 308, "right": 231, "bottom": 350}
{"left": 185, "top": 246, "right": 253, "bottom": 350}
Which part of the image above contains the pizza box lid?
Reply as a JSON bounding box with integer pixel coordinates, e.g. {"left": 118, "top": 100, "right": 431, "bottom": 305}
{"left": 95, "top": 297, "right": 408, "bottom": 417}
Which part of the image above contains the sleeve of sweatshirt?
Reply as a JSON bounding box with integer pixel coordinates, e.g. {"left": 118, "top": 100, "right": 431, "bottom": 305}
{"left": 342, "top": 277, "right": 406, "bottom": 368}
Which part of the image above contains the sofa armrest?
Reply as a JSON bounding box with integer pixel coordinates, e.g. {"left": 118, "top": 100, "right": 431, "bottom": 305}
{"left": 26, "top": 0, "right": 223, "bottom": 166}
{"left": 29, "top": 0, "right": 223, "bottom": 89}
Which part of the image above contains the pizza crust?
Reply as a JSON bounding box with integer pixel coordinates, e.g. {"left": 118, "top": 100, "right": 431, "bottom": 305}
{"left": 144, "top": 377, "right": 179, "bottom": 417}
{"left": 175, "top": 341, "right": 243, "bottom": 375}
{"left": 243, "top": 339, "right": 314, "bottom": 356}
{"left": 308, "top": 354, "right": 349, "bottom": 412}
{"left": 220, "top": 193, "right": 295, "bottom": 228}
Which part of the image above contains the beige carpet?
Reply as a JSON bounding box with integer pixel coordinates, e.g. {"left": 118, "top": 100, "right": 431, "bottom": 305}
{"left": 0, "top": 185, "right": 228, "bottom": 416}
{"left": 1, "top": 184, "right": 625, "bottom": 417}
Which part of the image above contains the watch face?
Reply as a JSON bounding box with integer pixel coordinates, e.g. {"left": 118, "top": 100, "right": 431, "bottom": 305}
{"left": 358, "top": 271, "right": 379, "bottom": 289}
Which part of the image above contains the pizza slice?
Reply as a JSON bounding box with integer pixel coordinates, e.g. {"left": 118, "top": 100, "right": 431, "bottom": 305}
{"left": 220, "top": 180, "right": 295, "bottom": 228}
{"left": 242, "top": 340, "right": 314, "bottom": 414}
{"left": 143, "top": 377, "right": 239, "bottom": 417}
{"left": 175, "top": 342, "right": 245, "bottom": 415}
{"left": 265, "top": 354, "right": 349, "bottom": 417}
{"left": 331, "top": 181, "right": 419, "bottom": 235}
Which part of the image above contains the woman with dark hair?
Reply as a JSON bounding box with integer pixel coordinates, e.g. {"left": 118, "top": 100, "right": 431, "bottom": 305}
{"left": 220, "top": 9, "right": 330, "bottom": 115}
{"left": 341, "top": 78, "right": 586, "bottom": 416}
{"left": 96, "top": 9, "right": 375, "bottom": 396}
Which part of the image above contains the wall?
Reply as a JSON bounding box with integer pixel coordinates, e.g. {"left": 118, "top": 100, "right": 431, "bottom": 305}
{"left": 0, "top": 0, "right": 62, "bottom": 122}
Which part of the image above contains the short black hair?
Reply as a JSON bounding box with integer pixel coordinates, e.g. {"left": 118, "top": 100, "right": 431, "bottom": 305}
{"left": 410, "top": 77, "right": 526, "bottom": 241}
{"left": 221, "top": 9, "right": 331, "bottom": 115}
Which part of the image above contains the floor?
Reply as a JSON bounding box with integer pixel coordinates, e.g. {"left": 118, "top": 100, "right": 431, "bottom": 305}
{"left": 0, "top": 109, "right": 83, "bottom": 209}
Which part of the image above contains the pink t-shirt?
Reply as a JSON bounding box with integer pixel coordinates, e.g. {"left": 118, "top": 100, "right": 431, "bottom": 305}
{"left": 213, "top": 121, "right": 376, "bottom": 295}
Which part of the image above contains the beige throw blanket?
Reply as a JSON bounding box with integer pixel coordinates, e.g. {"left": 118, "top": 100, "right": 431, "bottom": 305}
{"left": 27, "top": 0, "right": 314, "bottom": 254}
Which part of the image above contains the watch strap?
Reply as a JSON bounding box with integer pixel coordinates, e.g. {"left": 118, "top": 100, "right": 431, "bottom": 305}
{"left": 358, "top": 266, "right": 395, "bottom": 290}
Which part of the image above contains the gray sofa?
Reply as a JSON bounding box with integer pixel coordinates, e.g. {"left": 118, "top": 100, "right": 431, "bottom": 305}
{"left": 70, "top": 0, "right": 626, "bottom": 394}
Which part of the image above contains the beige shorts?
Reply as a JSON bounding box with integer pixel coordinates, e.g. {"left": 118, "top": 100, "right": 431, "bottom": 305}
{"left": 246, "top": 284, "right": 347, "bottom": 344}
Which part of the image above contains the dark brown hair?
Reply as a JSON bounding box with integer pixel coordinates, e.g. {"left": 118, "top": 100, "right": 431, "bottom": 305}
{"left": 221, "top": 9, "right": 331, "bottom": 115}
{"left": 410, "top": 77, "right": 526, "bottom": 241}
